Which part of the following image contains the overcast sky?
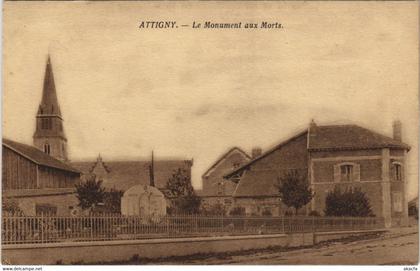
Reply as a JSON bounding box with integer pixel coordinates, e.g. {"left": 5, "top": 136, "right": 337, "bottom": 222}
{"left": 3, "top": 2, "right": 418, "bottom": 199}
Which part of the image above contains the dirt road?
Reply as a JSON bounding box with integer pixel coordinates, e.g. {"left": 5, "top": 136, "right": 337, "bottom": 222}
{"left": 155, "top": 227, "right": 418, "bottom": 265}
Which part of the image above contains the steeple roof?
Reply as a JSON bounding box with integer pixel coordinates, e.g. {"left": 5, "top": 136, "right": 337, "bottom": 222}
{"left": 37, "top": 56, "right": 62, "bottom": 117}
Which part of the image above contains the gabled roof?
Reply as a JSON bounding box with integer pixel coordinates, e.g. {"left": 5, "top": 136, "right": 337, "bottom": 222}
{"left": 71, "top": 159, "right": 193, "bottom": 191}
{"left": 2, "top": 138, "right": 80, "bottom": 174}
{"left": 224, "top": 130, "right": 308, "bottom": 179}
{"left": 224, "top": 123, "right": 411, "bottom": 179}
{"left": 202, "top": 147, "right": 251, "bottom": 179}
{"left": 308, "top": 124, "right": 410, "bottom": 151}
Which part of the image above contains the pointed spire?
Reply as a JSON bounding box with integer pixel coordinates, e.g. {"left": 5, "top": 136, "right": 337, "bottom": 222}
{"left": 38, "top": 55, "right": 62, "bottom": 117}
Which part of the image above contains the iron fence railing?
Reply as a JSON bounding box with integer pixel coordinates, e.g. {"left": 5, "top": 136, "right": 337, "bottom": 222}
{"left": 1, "top": 213, "right": 385, "bottom": 245}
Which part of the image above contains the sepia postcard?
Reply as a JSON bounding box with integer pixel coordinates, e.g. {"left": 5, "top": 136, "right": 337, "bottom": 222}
{"left": 1, "top": 0, "right": 419, "bottom": 268}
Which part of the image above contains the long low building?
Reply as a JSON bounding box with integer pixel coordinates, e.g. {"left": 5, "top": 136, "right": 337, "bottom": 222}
{"left": 2, "top": 139, "right": 81, "bottom": 216}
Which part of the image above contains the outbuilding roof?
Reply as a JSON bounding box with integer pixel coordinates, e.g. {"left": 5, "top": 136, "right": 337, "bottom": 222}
{"left": 3, "top": 138, "right": 80, "bottom": 174}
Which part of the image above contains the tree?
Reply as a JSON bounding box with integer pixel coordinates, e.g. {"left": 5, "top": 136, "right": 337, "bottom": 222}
{"left": 166, "top": 168, "right": 201, "bottom": 214}
{"left": 103, "top": 188, "right": 124, "bottom": 213}
{"left": 324, "top": 187, "right": 374, "bottom": 217}
{"left": 75, "top": 174, "right": 106, "bottom": 210}
{"left": 2, "top": 197, "right": 23, "bottom": 215}
{"left": 277, "top": 170, "right": 314, "bottom": 215}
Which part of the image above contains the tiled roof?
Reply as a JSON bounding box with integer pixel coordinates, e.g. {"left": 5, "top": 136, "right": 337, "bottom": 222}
{"left": 308, "top": 125, "right": 410, "bottom": 151}
{"left": 71, "top": 159, "right": 193, "bottom": 191}
{"left": 232, "top": 170, "right": 280, "bottom": 197}
{"left": 224, "top": 123, "right": 410, "bottom": 179}
{"left": 2, "top": 139, "right": 80, "bottom": 174}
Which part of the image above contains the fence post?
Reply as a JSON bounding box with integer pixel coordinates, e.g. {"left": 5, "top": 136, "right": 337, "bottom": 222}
{"left": 166, "top": 216, "right": 169, "bottom": 236}
{"left": 40, "top": 212, "right": 44, "bottom": 244}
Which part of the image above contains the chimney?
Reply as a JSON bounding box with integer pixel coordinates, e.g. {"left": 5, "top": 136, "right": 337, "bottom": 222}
{"left": 309, "top": 119, "right": 317, "bottom": 137}
{"left": 393, "top": 120, "right": 402, "bottom": 141}
{"left": 252, "top": 147, "right": 262, "bottom": 158}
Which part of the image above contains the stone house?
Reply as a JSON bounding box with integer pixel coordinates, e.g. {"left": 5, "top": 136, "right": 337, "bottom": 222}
{"left": 224, "top": 120, "right": 410, "bottom": 227}
{"left": 198, "top": 147, "right": 251, "bottom": 211}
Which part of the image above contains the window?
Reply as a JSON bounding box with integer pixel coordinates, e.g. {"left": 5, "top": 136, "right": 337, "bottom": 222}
{"left": 232, "top": 162, "right": 241, "bottom": 169}
{"left": 392, "top": 163, "right": 403, "bottom": 181}
{"left": 392, "top": 192, "right": 403, "bottom": 212}
{"left": 334, "top": 162, "right": 360, "bottom": 182}
{"left": 44, "top": 143, "right": 50, "bottom": 154}
{"left": 340, "top": 165, "right": 353, "bottom": 182}
{"left": 41, "top": 118, "right": 52, "bottom": 130}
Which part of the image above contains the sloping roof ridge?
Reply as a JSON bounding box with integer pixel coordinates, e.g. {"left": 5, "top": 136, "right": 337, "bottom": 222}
{"left": 2, "top": 138, "right": 79, "bottom": 173}
{"left": 224, "top": 129, "right": 308, "bottom": 178}
{"left": 202, "top": 146, "right": 251, "bottom": 178}
{"left": 352, "top": 124, "right": 410, "bottom": 148}
{"left": 309, "top": 124, "right": 410, "bottom": 150}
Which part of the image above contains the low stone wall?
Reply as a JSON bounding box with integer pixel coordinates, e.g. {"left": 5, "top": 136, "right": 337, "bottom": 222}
{"left": 2, "top": 229, "right": 386, "bottom": 265}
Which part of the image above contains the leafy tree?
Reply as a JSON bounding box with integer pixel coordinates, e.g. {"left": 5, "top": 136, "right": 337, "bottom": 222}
{"left": 103, "top": 188, "right": 124, "bottom": 213}
{"left": 166, "top": 168, "right": 201, "bottom": 214}
{"left": 75, "top": 174, "right": 106, "bottom": 210}
{"left": 324, "top": 187, "right": 374, "bottom": 217}
{"left": 277, "top": 170, "right": 314, "bottom": 215}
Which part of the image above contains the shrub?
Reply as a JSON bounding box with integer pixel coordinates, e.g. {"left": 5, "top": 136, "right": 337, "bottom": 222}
{"left": 199, "top": 203, "right": 227, "bottom": 216}
{"left": 324, "top": 187, "right": 374, "bottom": 217}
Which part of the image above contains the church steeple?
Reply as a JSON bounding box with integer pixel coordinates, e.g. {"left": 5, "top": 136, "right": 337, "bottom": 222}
{"left": 33, "top": 55, "right": 68, "bottom": 161}
{"left": 37, "top": 56, "right": 62, "bottom": 117}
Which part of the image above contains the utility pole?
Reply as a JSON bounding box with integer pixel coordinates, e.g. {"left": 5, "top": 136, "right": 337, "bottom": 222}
{"left": 149, "top": 151, "right": 155, "bottom": 187}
